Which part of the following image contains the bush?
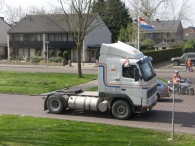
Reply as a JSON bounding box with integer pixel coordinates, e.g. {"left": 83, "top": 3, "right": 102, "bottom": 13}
{"left": 57, "top": 51, "right": 63, "bottom": 57}
{"left": 63, "top": 51, "right": 69, "bottom": 59}
{"left": 30, "top": 56, "right": 44, "bottom": 63}
{"left": 49, "top": 57, "right": 63, "bottom": 63}
{"left": 49, "top": 50, "right": 55, "bottom": 57}
{"left": 143, "top": 48, "right": 183, "bottom": 64}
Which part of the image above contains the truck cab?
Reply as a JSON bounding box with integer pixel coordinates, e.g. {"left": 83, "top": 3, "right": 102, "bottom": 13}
{"left": 98, "top": 41, "right": 157, "bottom": 119}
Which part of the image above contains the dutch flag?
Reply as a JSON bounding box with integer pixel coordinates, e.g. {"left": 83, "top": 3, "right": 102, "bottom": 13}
{"left": 139, "top": 17, "right": 155, "bottom": 30}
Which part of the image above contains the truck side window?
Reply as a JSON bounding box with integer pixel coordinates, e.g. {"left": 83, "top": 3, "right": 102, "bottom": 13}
{"left": 123, "top": 65, "right": 136, "bottom": 78}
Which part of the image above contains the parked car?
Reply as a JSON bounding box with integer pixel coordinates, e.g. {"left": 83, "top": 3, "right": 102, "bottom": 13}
{"left": 157, "top": 79, "right": 170, "bottom": 100}
{"left": 171, "top": 52, "right": 195, "bottom": 66}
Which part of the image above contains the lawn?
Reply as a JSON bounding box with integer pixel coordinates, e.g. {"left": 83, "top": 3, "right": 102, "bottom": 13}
{"left": 0, "top": 71, "right": 97, "bottom": 95}
{"left": 0, "top": 115, "right": 194, "bottom": 146}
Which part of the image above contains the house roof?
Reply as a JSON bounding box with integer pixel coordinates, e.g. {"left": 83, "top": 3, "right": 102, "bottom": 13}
{"left": 143, "top": 20, "right": 181, "bottom": 33}
{"left": 153, "top": 41, "right": 170, "bottom": 47}
{"left": 8, "top": 14, "right": 99, "bottom": 34}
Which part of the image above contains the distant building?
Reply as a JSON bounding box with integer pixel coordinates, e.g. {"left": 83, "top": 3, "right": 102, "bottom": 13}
{"left": 0, "top": 17, "right": 11, "bottom": 59}
{"left": 7, "top": 14, "right": 111, "bottom": 62}
{"left": 142, "top": 20, "right": 183, "bottom": 47}
{"left": 183, "top": 27, "right": 195, "bottom": 42}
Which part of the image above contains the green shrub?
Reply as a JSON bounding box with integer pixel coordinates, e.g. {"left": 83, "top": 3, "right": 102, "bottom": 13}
{"left": 143, "top": 48, "right": 183, "bottom": 64}
{"left": 57, "top": 51, "right": 63, "bottom": 57}
{"left": 30, "top": 56, "right": 44, "bottom": 63}
{"left": 49, "top": 57, "right": 63, "bottom": 63}
{"left": 63, "top": 51, "right": 69, "bottom": 59}
{"left": 49, "top": 50, "right": 55, "bottom": 57}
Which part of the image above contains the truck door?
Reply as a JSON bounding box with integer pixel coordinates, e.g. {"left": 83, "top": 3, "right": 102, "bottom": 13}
{"left": 105, "top": 59, "right": 121, "bottom": 93}
{"left": 120, "top": 64, "right": 143, "bottom": 105}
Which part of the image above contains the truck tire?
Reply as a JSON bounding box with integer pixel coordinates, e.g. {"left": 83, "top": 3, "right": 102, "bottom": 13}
{"left": 47, "top": 95, "right": 63, "bottom": 114}
{"left": 173, "top": 60, "right": 179, "bottom": 66}
{"left": 112, "top": 100, "right": 132, "bottom": 120}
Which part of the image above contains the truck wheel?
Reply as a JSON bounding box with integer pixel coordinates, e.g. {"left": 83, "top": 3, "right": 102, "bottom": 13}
{"left": 112, "top": 100, "right": 131, "bottom": 120}
{"left": 173, "top": 60, "right": 179, "bottom": 66}
{"left": 47, "top": 96, "right": 63, "bottom": 114}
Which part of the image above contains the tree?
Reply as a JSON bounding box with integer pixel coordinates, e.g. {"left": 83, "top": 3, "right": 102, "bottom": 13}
{"left": 92, "top": 0, "right": 132, "bottom": 42}
{"left": 118, "top": 23, "right": 137, "bottom": 43}
{"left": 140, "top": 38, "right": 155, "bottom": 50}
{"left": 127, "top": 0, "right": 165, "bottom": 22}
{"left": 3, "top": 4, "right": 47, "bottom": 24}
{"left": 4, "top": 5, "right": 26, "bottom": 24}
{"left": 160, "top": 0, "right": 193, "bottom": 25}
{"left": 48, "top": 0, "right": 102, "bottom": 77}
{"left": 184, "top": 39, "right": 195, "bottom": 52}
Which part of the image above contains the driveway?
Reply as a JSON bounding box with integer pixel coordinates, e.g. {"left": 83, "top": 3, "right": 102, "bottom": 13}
{"left": 0, "top": 62, "right": 195, "bottom": 134}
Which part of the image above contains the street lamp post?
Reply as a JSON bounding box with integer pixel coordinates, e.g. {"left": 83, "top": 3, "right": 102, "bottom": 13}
{"left": 45, "top": 41, "right": 49, "bottom": 67}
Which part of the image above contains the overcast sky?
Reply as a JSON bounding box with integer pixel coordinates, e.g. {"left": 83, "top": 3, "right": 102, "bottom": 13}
{"left": 2, "top": 0, "right": 195, "bottom": 27}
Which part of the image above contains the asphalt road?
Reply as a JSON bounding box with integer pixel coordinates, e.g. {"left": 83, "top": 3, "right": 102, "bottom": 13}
{"left": 0, "top": 63, "right": 195, "bottom": 134}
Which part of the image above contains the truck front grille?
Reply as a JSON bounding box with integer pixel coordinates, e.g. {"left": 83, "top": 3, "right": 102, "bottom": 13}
{"left": 147, "top": 85, "right": 157, "bottom": 98}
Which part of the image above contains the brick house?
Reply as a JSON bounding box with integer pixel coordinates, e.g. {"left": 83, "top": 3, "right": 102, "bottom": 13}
{"left": 183, "top": 27, "right": 195, "bottom": 41}
{"left": 142, "top": 20, "right": 183, "bottom": 47}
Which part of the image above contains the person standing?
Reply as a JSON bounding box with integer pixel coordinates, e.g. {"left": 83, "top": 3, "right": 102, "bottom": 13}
{"left": 187, "top": 59, "right": 193, "bottom": 72}
{"left": 173, "top": 70, "right": 181, "bottom": 84}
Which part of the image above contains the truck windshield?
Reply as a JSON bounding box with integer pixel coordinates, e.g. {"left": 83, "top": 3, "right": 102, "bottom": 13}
{"left": 139, "top": 62, "right": 156, "bottom": 82}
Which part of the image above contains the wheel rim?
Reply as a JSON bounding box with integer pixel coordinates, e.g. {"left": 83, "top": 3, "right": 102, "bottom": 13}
{"left": 174, "top": 61, "right": 178, "bottom": 65}
{"left": 50, "top": 99, "right": 60, "bottom": 109}
{"left": 116, "top": 105, "right": 126, "bottom": 115}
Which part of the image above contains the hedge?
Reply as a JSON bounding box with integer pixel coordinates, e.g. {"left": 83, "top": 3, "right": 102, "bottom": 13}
{"left": 143, "top": 48, "right": 183, "bottom": 64}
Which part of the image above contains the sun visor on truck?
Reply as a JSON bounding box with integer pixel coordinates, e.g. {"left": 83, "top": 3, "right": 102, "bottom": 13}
{"left": 100, "top": 41, "right": 144, "bottom": 59}
{"left": 137, "top": 56, "right": 153, "bottom": 64}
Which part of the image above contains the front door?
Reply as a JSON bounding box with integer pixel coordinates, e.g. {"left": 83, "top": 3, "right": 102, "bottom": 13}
{"left": 91, "top": 49, "right": 95, "bottom": 62}
{"left": 120, "top": 64, "right": 143, "bottom": 105}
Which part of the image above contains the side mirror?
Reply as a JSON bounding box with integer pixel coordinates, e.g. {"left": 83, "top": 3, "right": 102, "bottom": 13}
{"left": 134, "top": 68, "right": 139, "bottom": 82}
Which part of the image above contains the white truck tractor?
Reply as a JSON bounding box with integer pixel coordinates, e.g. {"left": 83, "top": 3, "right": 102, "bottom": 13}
{"left": 43, "top": 41, "right": 158, "bottom": 120}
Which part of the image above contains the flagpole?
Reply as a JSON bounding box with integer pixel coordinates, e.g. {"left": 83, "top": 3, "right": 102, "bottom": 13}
{"left": 138, "top": 16, "right": 140, "bottom": 50}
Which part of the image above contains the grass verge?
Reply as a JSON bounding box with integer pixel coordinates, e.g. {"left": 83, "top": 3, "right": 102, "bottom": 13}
{"left": 0, "top": 71, "right": 97, "bottom": 95}
{"left": 0, "top": 115, "right": 195, "bottom": 146}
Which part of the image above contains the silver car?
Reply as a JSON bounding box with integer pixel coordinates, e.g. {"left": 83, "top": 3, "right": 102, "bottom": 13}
{"left": 171, "top": 52, "right": 195, "bottom": 66}
{"left": 157, "top": 79, "right": 170, "bottom": 100}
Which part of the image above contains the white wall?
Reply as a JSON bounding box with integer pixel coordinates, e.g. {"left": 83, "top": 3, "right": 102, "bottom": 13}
{"left": 0, "top": 19, "right": 11, "bottom": 44}
{"left": 83, "top": 15, "right": 112, "bottom": 62}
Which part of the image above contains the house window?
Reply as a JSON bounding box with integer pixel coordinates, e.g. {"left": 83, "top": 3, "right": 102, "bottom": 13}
{"left": 23, "top": 34, "right": 28, "bottom": 41}
{"left": 35, "top": 48, "right": 41, "bottom": 56}
{"left": 62, "top": 33, "right": 67, "bottom": 41}
{"left": 55, "top": 34, "right": 61, "bottom": 41}
{"left": 18, "top": 34, "right": 23, "bottom": 41}
{"left": 29, "top": 34, "right": 37, "bottom": 41}
{"left": 190, "top": 29, "right": 193, "bottom": 33}
{"left": 37, "top": 34, "right": 43, "bottom": 41}
{"left": 13, "top": 34, "right": 19, "bottom": 41}
{"left": 49, "top": 34, "right": 54, "bottom": 41}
